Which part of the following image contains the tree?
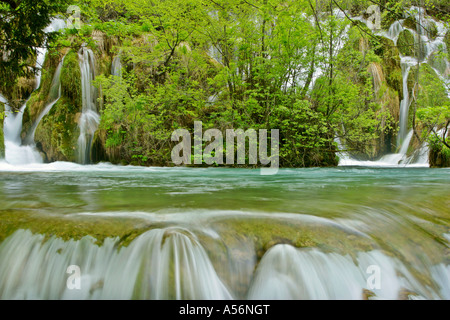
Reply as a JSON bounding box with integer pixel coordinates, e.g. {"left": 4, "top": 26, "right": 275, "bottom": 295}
{"left": 0, "top": 0, "right": 68, "bottom": 94}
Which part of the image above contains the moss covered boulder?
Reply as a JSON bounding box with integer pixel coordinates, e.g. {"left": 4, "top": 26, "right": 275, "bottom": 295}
{"left": 429, "top": 139, "right": 450, "bottom": 168}
{"left": 397, "top": 29, "right": 415, "bottom": 56}
{"left": 60, "top": 50, "right": 82, "bottom": 108}
{"left": 23, "top": 49, "right": 65, "bottom": 141}
{"left": 34, "top": 96, "right": 80, "bottom": 162}
{"left": 397, "top": 29, "right": 428, "bottom": 60}
{"left": 425, "top": 21, "right": 438, "bottom": 40}
{"left": 403, "top": 16, "right": 417, "bottom": 31}
{"left": 372, "top": 36, "right": 402, "bottom": 98}
{"left": 27, "top": 49, "right": 83, "bottom": 162}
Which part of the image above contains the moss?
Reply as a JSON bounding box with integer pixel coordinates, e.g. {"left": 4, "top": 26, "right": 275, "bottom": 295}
{"left": 397, "top": 29, "right": 415, "bottom": 57}
{"left": 403, "top": 16, "right": 417, "bottom": 30}
{"left": 26, "top": 47, "right": 85, "bottom": 162}
{"left": 429, "top": 138, "right": 450, "bottom": 168}
{"left": 22, "top": 49, "right": 63, "bottom": 139}
{"left": 426, "top": 21, "right": 438, "bottom": 40}
{"left": 209, "top": 217, "right": 376, "bottom": 262}
{"left": 34, "top": 96, "right": 79, "bottom": 162}
{"left": 0, "top": 210, "right": 152, "bottom": 246}
{"left": 372, "top": 36, "right": 402, "bottom": 98}
{"left": 61, "top": 50, "right": 82, "bottom": 107}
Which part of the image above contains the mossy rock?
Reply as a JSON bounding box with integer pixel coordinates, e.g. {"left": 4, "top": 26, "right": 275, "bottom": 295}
{"left": 22, "top": 49, "right": 64, "bottom": 141}
{"left": 61, "top": 49, "right": 82, "bottom": 108}
{"left": 0, "top": 209, "right": 152, "bottom": 246}
{"left": 397, "top": 29, "right": 415, "bottom": 56}
{"left": 211, "top": 217, "right": 376, "bottom": 261}
{"left": 403, "top": 16, "right": 417, "bottom": 31}
{"left": 430, "top": 147, "right": 450, "bottom": 168}
{"left": 425, "top": 21, "right": 438, "bottom": 40}
{"left": 371, "top": 36, "right": 402, "bottom": 98}
{"left": 34, "top": 96, "right": 79, "bottom": 162}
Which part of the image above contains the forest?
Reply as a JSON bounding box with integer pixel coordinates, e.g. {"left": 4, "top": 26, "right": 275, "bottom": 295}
{"left": 0, "top": 0, "right": 449, "bottom": 167}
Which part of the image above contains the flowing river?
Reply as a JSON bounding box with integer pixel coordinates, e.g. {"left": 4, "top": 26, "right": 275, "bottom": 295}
{"left": 0, "top": 163, "right": 448, "bottom": 300}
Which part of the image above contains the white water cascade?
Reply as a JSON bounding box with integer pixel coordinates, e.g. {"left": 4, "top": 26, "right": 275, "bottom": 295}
{"left": 339, "top": 7, "right": 449, "bottom": 167}
{"left": 0, "top": 228, "right": 447, "bottom": 300}
{"left": 111, "top": 54, "right": 123, "bottom": 78}
{"left": 1, "top": 18, "right": 66, "bottom": 165}
{"left": 77, "top": 47, "right": 100, "bottom": 165}
{"left": 1, "top": 95, "right": 43, "bottom": 164}
{"left": 247, "top": 244, "right": 446, "bottom": 300}
{"left": 0, "top": 228, "right": 233, "bottom": 300}
{"left": 35, "top": 19, "right": 66, "bottom": 92}
{"left": 397, "top": 58, "right": 417, "bottom": 146}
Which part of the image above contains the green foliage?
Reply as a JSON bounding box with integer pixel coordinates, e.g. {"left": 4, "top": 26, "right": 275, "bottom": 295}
{"left": 270, "top": 100, "right": 336, "bottom": 167}
{"left": 428, "top": 131, "right": 450, "bottom": 167}
{"left": 2, "top": 0, "right": 448, "bottom": 166}
{"left": 60, "top": 50, "right": 82, "bottom": 107}
{"left": 0, "top": 0, "right": 69, "bottom": 89}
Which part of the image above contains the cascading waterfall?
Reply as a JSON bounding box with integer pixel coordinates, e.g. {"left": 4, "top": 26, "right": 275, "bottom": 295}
{"left": 386, "top": 20, "right": 404, "bottom": 44}
{"left": 35, "top": 19, "right": 66, "bottom": 92}
{"left": 0, "top": 18, "right": 66, "bottom": 165}
{"left": 397, "top": 58, "right": 417, "bottom": 146}
{"left": 394, "top": 8, "right": 449, "bottom": 163}
{"left": 77, "top": 47, "right": 100, "bottom": 165}
{"left": 111, "top": 54, "right": 123, "bottom": 78}
{"left": 0, "top": 227, "right": 447, "bottom": 300}
{"left": 339, "top": 6, "right": 449, "bottom": 166}
{"left": 0, "top": 37, "right": 50, "bottom": 164}
{"left": 247, "top": 246, "right": 400, "bottom": 300}
{"left": 0, "top": 228, "right": 233, "bottom": 300}
{"left": 1, "top": 99, "right": 43, "bottom": 165}
{"left": 24, "top": 56, "right": 65, "bottom": 146}
{"left": 376, "top": 129, "right": 414, "bottom": 165}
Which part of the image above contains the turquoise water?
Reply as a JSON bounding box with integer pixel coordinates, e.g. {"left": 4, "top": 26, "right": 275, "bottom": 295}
{"left": 0, "top": 163, "right": 449, "bottom": 299}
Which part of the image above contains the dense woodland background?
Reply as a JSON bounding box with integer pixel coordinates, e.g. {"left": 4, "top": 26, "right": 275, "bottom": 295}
{"left": 0, "top": 0, "right": 449, "bottom": 167}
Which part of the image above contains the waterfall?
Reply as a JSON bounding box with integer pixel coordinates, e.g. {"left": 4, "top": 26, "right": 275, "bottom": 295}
{"left": 397, "top": 57, "right": 417, "bottom": 146}
{"left": 77, "top": 47, "right": 100, "bottom": 165}
{"left": 111, "top": 54, "right": 123, "bottom": 78}
{"left": 0, "top": 18, "right": 66, "bottom": 165}
{"left": 0, "top": 41, "right": 49, "bottom": 164}
{"left": 35, "top": 18, "right": 67, "bottom": 91}
{"left": 1, "top": 93, "right": 41, "bottom": 164}
{"left": 378, "top": 130, "right": 414, "bottom": 165}
{"left": 339, "top": 7, "right": 449, "bottom": 167}
{"left": 24, "top": 57, "right": 65, "bottom": 146}
{"left": 386, "top": 20, "right": 404, "bottom": 44}
{"left": 1, "top": 229, "right": 446, "bottom": 300}
{"left": 1, "top": 100, "right": 43, "bottom": 165}
{"left": 0, "top": 228, "right": 233, "bottom": 300}
{"left": 247, "top": 244, "right": 443, "bottom": 300}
